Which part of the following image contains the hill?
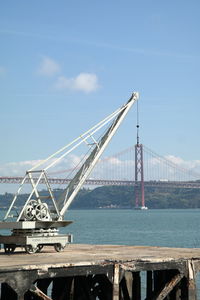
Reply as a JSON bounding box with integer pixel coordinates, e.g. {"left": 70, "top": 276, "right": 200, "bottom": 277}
{"left": 1, "top": 186, "right": 200, "bottom": 209}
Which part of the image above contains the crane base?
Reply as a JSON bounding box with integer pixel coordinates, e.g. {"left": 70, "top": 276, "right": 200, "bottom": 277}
{"left": 0, "top": 220, "right": 72, "bottom": 229}
{"left": 0, "top": 233, "right": 73, "bottom": 254}
{"left": 0, "top": 220, "right": 73, "bottom": 254}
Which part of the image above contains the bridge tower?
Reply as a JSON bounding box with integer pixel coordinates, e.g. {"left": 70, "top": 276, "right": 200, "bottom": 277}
{"left": 134, "top": 103, "right": 147, "bottom": 209}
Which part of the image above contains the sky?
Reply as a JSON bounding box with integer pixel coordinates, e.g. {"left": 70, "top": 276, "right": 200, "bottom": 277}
{"left": 0, "top": 0, "right": 200, "bottom": 192}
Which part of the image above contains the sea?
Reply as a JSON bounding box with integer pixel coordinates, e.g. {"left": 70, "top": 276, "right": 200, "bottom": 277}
{"left": 62, "top": 208, "right": 200, "bottom": 248}
{"left": 1, "top": 208, "right": 200, "bottom": 247}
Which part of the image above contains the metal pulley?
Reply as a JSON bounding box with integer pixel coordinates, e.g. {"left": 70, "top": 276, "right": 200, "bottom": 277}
{"left": 23, "top": 199, "right": 51, "bottom": 221}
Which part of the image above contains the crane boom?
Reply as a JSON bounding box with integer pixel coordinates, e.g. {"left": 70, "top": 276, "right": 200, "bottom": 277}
{"left": 58, "top": 92, "right": 139, "bottom": 217}
{"left": 4, "top": 92, "right": 139, "bottom": 222}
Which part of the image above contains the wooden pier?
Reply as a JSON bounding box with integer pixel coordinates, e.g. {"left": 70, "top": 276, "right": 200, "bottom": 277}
{"left": 0, "top": 244, "right": 200, "bottom": 299}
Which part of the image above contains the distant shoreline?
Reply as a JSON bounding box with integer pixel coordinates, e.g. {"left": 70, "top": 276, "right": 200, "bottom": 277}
{"left": 1, "top": 185, "right": 200, "bottom": 209}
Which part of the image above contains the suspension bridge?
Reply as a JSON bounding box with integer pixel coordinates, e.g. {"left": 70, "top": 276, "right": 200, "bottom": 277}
{"left": 1, "top": 143, "right": 200, "bottom": 208}
{"left": 1, "top": 92, "right": 200, "bottom": 209}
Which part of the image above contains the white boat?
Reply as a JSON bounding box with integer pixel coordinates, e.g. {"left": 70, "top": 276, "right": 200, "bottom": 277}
{"left": 134, "top": 206, "right": 148, "bottom": 210}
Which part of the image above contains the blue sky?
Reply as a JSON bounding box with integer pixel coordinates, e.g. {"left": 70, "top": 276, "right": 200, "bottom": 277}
{"left": 0, "top": 0, "right": 200, "bottom": 183}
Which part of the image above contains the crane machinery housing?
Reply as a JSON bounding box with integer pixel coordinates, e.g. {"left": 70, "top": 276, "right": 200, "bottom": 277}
{"left": 0, "top": 92, "right": 139, "bottom": 253}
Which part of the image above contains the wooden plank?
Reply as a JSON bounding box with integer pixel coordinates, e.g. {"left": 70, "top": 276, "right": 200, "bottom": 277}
{"left": 188, "top": 260, "right": 197, "bottom": 300}
{"left": 113, "top": 264, "right": 120, "bottom": 300}
{"left": 1, "top": 244, "right": 200, "bottom": 271}
{"left": 120, "top": 277, "right": 131, "bottom": 300}
{"left": 0, "top": 245, "right": 199, "bottom": 299}
{"left": 152, "top": 273, "right": 184, "bottom": 300}
{"left": 29, "top": 284, "right": 53, "bottom": 300}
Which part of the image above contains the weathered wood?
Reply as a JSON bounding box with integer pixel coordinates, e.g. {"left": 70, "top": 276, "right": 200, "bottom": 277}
{"left": 4, "top": 269, "right": 38, "bottom": 298}
{"left": 174, "top": 287, "right": 181, "bottom": 300}
{"left": 43, "top": 264, "right": 114, "bottom": 280}
{"left": 120, "top": 277, "right": 131, "bottom": 300}
{"left": 152, "top": 273, "right": 184, "bottom": 300}
{"left": 2, "top": 244, "right": 200, "bottom": 272}
{"left": 113, "top": 264, "right": 120, "bottom": 300}
{"left": 0, "top": 245, "right": 200, "bottom": 299}
{"left": 29, "top": 284, "right": 53, "bottom": 300}
{"left": 120, "top": 271, "right": 133, "bottom": 300}
{"left": 188, "top": 260, "right": 197, "bottom": 300}
{"left": 126, "top": 272, "right": 133, "bottom": 298}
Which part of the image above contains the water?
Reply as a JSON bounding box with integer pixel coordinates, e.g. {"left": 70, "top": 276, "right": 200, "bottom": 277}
{"left": 1, "top": 208, "right": 200, "bottom": 247}
{"left": 60, "top": 208, "right": 200, "bottom": 248}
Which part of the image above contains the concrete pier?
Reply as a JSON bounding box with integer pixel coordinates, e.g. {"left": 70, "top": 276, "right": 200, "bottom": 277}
{"left": 0, "top": 244, "right": 200, "bottom": 299}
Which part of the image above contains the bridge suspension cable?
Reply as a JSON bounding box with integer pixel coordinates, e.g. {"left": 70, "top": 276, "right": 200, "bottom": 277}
{"left": 0, "top": 145, "right": 200, "bottom": 186}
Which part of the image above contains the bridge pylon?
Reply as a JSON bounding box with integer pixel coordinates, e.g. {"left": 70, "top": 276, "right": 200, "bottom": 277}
{"left": 134, "top": 143, "right": 147, "bottom": 209}
{"left": 135, "top": 143, "right": 145, "bottom": 209}
{"left": 134, "top": 97, "right": 147, "bottom": 210}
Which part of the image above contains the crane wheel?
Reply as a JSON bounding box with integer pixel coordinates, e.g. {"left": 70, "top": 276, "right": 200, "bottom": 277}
{"left": 25, "top": 245, "right": 38, "bottom": 254}
{"left": 54, "top": 243, "right": 65, "bottom": 252}
{"left": 4, "top": 244, "right": 16, "bottom": 254}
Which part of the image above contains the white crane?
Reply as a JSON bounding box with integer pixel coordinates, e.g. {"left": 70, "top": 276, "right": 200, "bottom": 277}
{"left": 0, "top": 92, "right": 139, "bottom": 253}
